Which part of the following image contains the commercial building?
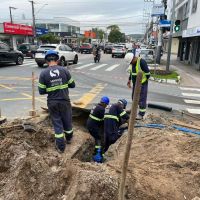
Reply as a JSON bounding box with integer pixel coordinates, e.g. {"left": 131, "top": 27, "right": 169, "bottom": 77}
{"left": 169, "top": 0, "right": 200, "bottom": 69}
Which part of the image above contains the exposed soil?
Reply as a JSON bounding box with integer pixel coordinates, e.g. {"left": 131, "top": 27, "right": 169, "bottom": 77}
{"left": 0, "top": 112, "right": 200, "bottom": 200}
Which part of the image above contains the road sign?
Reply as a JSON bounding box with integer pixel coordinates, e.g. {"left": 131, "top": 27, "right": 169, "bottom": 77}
{"left": 151, "top": 4, "right": 165, "bottom": 16}
{"left": 36, "top": 28, "right": 48, "bottom": 36}
{"left": 159, "top": 20, "right": 171, "bottom": 27}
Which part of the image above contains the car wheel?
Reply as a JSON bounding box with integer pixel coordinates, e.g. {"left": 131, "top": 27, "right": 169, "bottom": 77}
{"left": 16, "top": 56, "right": 24, "bottom": 65}
{"left": 31, "top": 53, "right": 35, "bottom": 59}
{"left": 73, "top": 55, "right": 78, "bottom": 64}
{"left": 81, "top": 51, "right": 83, "bottom": 54}
{"left": 112, "top": 54, "right": 114, "bottom": 58}
{"left": 60, "top": 58, "right": 65, "bottom": 67}
{"left": 37, "top": 63, "right": 44, "bottom": 67}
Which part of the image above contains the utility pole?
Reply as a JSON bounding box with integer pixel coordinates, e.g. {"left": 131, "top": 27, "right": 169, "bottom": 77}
{"left": 166, "top": 0, "right": 176, "bottom": 72}
{"left": 9, "top": 6, "right": 17, "bottom": 49}
{"left": 29, "top": 1, "right": 36, "bottom": 43}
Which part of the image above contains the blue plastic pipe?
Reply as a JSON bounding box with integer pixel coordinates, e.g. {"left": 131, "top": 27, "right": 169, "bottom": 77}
{"left": 172, "top": 125, "right": 200, "bottom": 136}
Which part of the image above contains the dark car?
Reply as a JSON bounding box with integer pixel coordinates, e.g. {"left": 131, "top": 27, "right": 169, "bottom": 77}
{"left": 18, "top": 43, "right": 38, "bottom": 58}
{"left": 104, "top": 44, "right": 113, "bottom": 54}
{"left": 79, "top": 43, "right": 93, "bottom": 54}
{"left": 0, "top": 42, "right": 24, "bottom": 65}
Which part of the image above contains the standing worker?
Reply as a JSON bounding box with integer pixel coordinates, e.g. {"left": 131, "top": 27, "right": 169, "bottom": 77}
{"left": 104, "top": 99, "right": 129, "bottom": 152}
{"left": 125, "top": 50, "right": 150, "bottom": 120}
{"left": 38, "top": 50, "right": 75, "bottom": 153}
{"left": 87, "top": 96, "right": 110, "bottom": 162}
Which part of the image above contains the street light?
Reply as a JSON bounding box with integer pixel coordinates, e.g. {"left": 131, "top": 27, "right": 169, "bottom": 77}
{"left": 35, "top": 3, "right": 48, "bottom": 15}
{"left": 9, "top": 6, "right": 17, "bottom": 24}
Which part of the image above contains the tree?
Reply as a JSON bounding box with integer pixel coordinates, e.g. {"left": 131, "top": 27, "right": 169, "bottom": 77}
{"left": 92, "top": 28, "right": 105, "bottom": 41}
{"left": 107, "top": 25, "right": 120, "bottom": 31}
{"left": 108, "top": 29, "right": 123, "bottom": 43}
{"left": 38, "top": 33, "right": 60, "bottom": 44}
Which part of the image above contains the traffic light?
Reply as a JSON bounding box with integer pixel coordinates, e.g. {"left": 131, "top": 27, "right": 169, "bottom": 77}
{"left": 174, "top": 20, "right": 181, "bottom": 32}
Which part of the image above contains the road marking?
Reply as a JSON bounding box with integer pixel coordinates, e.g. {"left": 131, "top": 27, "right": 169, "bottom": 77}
{"left": 75, "top": 63, "right": 94, "bottom": 69}
{"left": 187, "top": 108, "right": 200, "bottom": 115}
{"left": 90, "top": 64, "right": 107, "bottom": 71}
{"left": 180, "top": 87, "right": 200, "bottom": 92}
{"left": 0, "top": 76, "right": 36, "bottom": 81}
{"left": 0, "top": 84, "right": 15, "bottom": 90}
{"left": 106, "top": 64, "right": 120, "bottom": 71}
{"left": 21, "top": 93, "right": 46, "bottom": 104}
{"left": 182, "top": 93, "right": 200, "bottom": 98}
{"left": 73, "top": 83, "right": 106, "bottom": 108}
{"left": 184, "top": 99, "right": 200, "bottom": 104}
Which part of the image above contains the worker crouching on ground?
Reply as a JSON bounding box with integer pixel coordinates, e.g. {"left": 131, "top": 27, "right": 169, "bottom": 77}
{"left": 125, "top": 50, "right": 150, "bottom": 120}
{"left": 104, "top": 99, "right": 129, "bottom": 152}
{"left": 38, "top": 50, "right": 75, "bottom": 153}
{"left": 87, "top": 96, "right": 110, "bottom": 163}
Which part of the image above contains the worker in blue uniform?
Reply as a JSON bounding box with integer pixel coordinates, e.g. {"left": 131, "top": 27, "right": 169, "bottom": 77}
{"left": 38, "top": 50, "right": 75, "bottom": 153}
{"left": 125, "top": 50, "right": 150, "bottom": 120}
{"left": 87, "top": 96, "right": 110, "bottom": 162}
{"left": 104, "top": 99, "right": 129, "bottom": 152}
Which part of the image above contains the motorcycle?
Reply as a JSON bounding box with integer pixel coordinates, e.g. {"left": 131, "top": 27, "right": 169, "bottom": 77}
{"left": 94, "top": 50, "right": 101, "bottom": 63}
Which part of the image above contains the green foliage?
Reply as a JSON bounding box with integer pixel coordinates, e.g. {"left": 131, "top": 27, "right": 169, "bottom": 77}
{"left": 92, "top": 28, "right": 105, "bottom": 41}
{"left": 107, "top": 25, "right": 120, "bottom": 31}
{"left": 38, "top": 33, "right": 60, "bottom": 44}
{"left": 108, "top": 29, "right": 123, "bottom": 43}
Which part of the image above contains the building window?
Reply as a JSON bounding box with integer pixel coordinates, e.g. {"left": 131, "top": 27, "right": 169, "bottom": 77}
{"left": 192, "top": 0, "right": 198, "bottom": 13}
{"left": 47, "top": 24, "right": 59, "bottom": 32}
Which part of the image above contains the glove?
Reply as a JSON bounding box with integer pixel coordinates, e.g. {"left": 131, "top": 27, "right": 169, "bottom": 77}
{"left": 55, "top": 138, "right": 65, "bottom": 153}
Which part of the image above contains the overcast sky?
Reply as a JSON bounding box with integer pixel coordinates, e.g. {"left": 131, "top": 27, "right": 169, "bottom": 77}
{"left": 0, "top": 0, "right": 157, "bottom": 34}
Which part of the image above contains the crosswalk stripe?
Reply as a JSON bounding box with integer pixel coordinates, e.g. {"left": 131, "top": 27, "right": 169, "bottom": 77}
{"left": 187, "top": 108, "right": 200, "bottom": 115}
{"left": 90, "top": 64, "right": 107, "bottom": 71}
{"left": 180, "top": 87, "right": 200, "bottom": 92}
{"left": 106, "top": 64, "right": 120, "bottom": 71}
{"left": 75, "top": 63, "right": 94, "bottom": 70}
{"left": 184, "top": 99, "right": 200, "bottom": 104}
{"left": 182, "top": 93, "right": 200, "bottom": 98}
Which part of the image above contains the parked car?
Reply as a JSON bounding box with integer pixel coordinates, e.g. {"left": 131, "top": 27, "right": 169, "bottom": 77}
{"left": 0, "top": 42, "right": 24, "bottom": 65}
{"left": 18, "top": 43, "right": 38, "bottom": 58}
{"left": 104, "top": 44, "right": 113, "bottom": 54}
{"left": 35, "top": 44, "right": 78, "bottom": 67}
{"left": 112, "top": 45, "right": 126, "bottom": 58}
{"left": 79, "top": 43, "right": 93, "bottom": 54}
{"left": 139, "top": 49, "right": 155, "bottom": 63}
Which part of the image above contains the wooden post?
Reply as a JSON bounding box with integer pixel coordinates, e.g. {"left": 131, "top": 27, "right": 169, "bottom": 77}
{"left": 118, "top": 72, "right": 143, "bottom": 200}
{"left": 29, "top": 72, "right": 36, "bottom": 117}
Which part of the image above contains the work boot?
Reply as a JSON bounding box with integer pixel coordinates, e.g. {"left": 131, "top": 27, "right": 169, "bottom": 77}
{"left": 55, "top": 138, "right": 65, "bottom": 153}
{"left": 136, "top": 114, "right": 144, "bottom": 120}
{"left": 65, "top": 132, "right": 73, "bottom": 144}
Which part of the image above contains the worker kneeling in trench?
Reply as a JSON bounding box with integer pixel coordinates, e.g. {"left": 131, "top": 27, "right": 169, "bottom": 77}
{"left": 87, "top": 98, "right": 129, "bottom": 163}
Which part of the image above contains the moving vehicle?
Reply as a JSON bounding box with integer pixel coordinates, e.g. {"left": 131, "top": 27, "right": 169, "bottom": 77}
{"left": 35, "top": 44, "right": 78, "bottom": 67}
{"left": 79, "top": 43, "right": 93, "bottom": 54}
{"left": 18, "top": 43, "right": 38, "bottom": 58}
{"left": 139, "top": 49, "right": 155, "bottom": 63}
{"left": 0, "top": 42, "right": 24, "bottom": 65}
{"left": 112, "top": 45, "right": 126, "bottom": 58}
{"left": 104, "top": 44, "right": 113, "bottom": 54}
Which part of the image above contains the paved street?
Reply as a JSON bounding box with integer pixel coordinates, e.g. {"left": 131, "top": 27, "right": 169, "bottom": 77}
{"left": 0, "top": 53, "right": 200, "bottom": 119}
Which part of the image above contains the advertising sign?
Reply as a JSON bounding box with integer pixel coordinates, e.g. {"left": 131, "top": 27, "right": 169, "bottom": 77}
{"left": 3, "top": 22, "right": 33, "bottom": 36}
{"left": 159, "top": 20, "right": 171, "bottom": 27}
{"left": 151, "top": 4, "right": 165, "bottom": 16}
{"left": 84, "top": 31, "right": 96, "bottom": 38}
{"left": 36, "top": 27, "right": 48, "bottom": 36}
{"left": 182, "top": 26, "right": 200, "bottom": 38}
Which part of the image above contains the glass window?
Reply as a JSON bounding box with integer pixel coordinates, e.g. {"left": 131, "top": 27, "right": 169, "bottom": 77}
{"left": 0, "top": 43, "right": 9, "bottom": 51}
{"left": 59, "top": 46, "right": 65, "bottom": 51}
{"left": 65, "top": 45, "right": 72, "bottom": 51}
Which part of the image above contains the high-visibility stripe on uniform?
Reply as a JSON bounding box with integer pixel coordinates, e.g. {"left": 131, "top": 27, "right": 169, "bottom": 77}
{"left": 89, "top": 114, "right": 104, "bottom": 121}
{"left": 64, "top": 130, "right": 73, "bottom": 134}
{"left": 139, "top": 108, "right": 146, "bottom": 113}
{"left": 95, "top": 145, "right": 101, "bottom": 149}
{"left": 104, "top": 115, "right": 119, "bottom": 122}
{"left": 38, "top": 83, "right": 46, "bottom": 89}
{"left": 55, "top": 133, "right": 64, "bottom": 138}
{"left": 68, "top": 78, "right": 74, "bottom": 84}
{"left": 46, "top": 84, "right": 68, "bottom": 92}
{"left": 120, "top": 111, "right": 127, "bottom": 117}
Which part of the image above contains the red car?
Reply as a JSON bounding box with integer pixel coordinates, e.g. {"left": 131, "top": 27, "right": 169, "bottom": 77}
{"left": 79, "top": 43, "right": 93, "bottom": 54}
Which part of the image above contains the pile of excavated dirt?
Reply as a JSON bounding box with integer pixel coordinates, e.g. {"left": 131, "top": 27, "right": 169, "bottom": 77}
{"left": 0, "top": 112, "right": 200, "bottom": 200}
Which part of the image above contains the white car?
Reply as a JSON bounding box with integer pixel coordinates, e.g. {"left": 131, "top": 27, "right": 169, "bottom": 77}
{"left": 35, "top": 44, "right": 78, "bottom": 67}
{"left": 112, "top": 45, "right": 126, "bottom": 58}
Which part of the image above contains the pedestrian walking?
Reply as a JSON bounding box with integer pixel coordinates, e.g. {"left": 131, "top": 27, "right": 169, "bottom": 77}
{"left": 38, "top": 50, "right": 75, "bottom": 153}
{"left": 125, "top": 50, "right": 150, "bottom": 120}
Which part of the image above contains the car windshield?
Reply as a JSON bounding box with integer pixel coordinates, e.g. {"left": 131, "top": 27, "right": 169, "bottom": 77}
{"left": 39, "top": 46, "right": 56, "bottom": 50}
{"left": 18, "top": 45, "right": 28, "bottom": 50}
{"left": 140, "top": 50, "right": 153, "bottom": 55}
{"left": 82, "top": 44, "right": 90, "bottom": 46}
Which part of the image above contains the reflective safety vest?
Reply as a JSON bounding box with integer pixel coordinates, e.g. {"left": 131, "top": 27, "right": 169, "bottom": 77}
{"left": 130, "top": 58, "right": 150, "bottom": 84}
{"left": 89, "top": 114, "right": 104, "bottom": 121}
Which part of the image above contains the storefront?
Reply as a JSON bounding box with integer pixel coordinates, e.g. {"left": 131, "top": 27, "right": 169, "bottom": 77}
{"left": 0, "top": 22, "right": 33, "bottom": 48}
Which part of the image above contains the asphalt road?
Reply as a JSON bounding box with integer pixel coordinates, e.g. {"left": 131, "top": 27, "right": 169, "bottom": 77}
{"left": 0, "top": 53, "right": 200, "bottom": 119}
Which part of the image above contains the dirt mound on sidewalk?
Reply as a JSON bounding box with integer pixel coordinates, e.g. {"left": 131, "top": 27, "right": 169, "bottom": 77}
{"left": 0, "top": 113, "right": 200, "bottom": 200}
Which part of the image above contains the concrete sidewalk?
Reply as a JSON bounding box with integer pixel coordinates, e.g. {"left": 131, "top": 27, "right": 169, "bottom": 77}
{"left": 160, "top": 53, "right": 200, "bottom": 87}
